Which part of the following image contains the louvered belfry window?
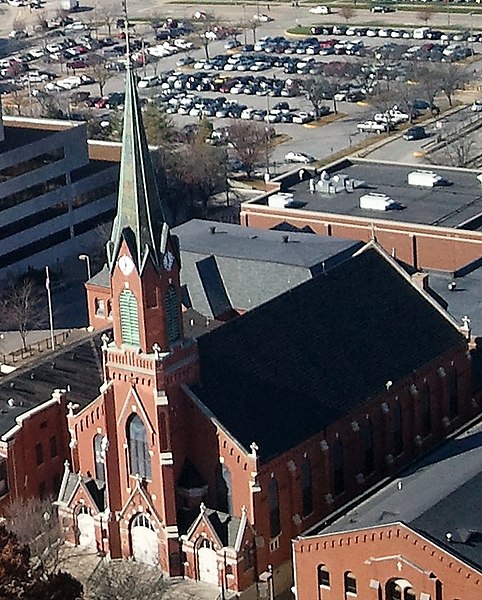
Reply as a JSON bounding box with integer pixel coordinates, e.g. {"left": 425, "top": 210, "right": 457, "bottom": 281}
{"left": 165, "top": 285, "right": 180, "bottom": 344}
{"left": 119, "top": 289, "right": 140, "bottom": 346}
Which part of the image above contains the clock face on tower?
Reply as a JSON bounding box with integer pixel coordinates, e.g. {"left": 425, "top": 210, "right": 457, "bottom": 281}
{"left": 163, "top": 250, "right": 175, "bottom": 271}
{"left": 118, "top": 254, "right": 135, "bottom": 276}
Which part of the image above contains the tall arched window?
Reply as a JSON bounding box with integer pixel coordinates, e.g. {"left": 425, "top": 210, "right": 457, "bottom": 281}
{"left": 362, "top": 419, "right": 374, "bottom": 475}
{"left": 420, "top": 384, "right": 431, "bottom": 438}
{"left": 393, "top": 400, "right": 403, "bottom": 456}
{"left": 119, "top": 289, "right": 140, "bottom": 346}
{"left": 333, "top": 438, "right": 344, "bottom": 496}
{"left": 268, "top": 478, "right": 281, "bottom": 538}
{"left": 93, "top": 434, "right": 105, "bottom": 481}
{"left": 165, "top": 285, "right": 180, "bottom": 344}
{"left": 127, "top": 415, "right": 151, "bottom": 480}
{"left": 449, "top": 367, "right": 459, "bottom": 419}
{"left": 216, "top": 464, "right": 233, "bottom": 514}
{"left": 317, "top": 564, "right": 330, "bottom": 587}
{"left": 301, "top": 458, "right": 313, "bottom": 517}
{"left": 344, "top": 571, "right": 357, "bottom": 595}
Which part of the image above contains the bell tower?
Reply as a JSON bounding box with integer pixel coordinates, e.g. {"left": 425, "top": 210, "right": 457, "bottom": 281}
{"left": 105, "top": 50, "right": 183, "bottom": 354}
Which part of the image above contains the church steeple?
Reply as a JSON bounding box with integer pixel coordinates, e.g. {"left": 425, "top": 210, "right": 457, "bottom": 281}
{"left": 106, "top": 47, "right": 170, "bottom": 274}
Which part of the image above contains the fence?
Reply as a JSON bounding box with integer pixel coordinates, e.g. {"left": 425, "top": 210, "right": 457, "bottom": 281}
{"left": 0, "top": 330, "right": 72, "bottom": 366}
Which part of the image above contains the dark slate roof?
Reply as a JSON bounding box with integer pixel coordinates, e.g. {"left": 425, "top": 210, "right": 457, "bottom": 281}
{"left": 0, "top": 333, "right": 104, "bottom": 438}
{"left": 88, "top": 265, "right": 110, "bottom": 289}
{"left": 178, "top": 459, "right": 207, "bottom": 489}
{"left": 173, "top": 219, "right": 363, "bottom": 318}
{"left": 192, "top": 247, "right": 464, "bottom": 461}
{"left": 311, "top": 419, "right": 482, "bottom": 571}
{"left": 204, "top": 509, "right": 242, "bottom": 548}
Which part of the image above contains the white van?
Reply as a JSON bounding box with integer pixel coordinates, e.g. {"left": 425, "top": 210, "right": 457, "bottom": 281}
{"left": 413, "top": 27, "right": 431, "bottom": 40}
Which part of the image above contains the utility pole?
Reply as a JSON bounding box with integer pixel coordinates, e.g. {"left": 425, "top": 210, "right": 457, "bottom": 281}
{"left": 45, "top": 266, "right": 55, "bottom": 351}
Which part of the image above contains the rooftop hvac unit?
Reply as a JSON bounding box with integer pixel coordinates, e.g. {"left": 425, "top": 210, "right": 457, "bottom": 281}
{"left": 359, "top": 193, "right": 396, "bottom": 211}
{"left": 408, "top": 170, "right": 444, "bottom": 187}
{"left": 268, "top": 193, "right": 296, "bottom": 209}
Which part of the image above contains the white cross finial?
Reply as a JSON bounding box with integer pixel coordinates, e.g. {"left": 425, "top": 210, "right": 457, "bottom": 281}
{"left": 152, "top": 343, "right": 162, "bottom": 359}
{"left": 462, "top": 315, "right": 471, "bottom": 329}
{"left": 101, "top": 333, "right": 110, "bottom": 350}
{"left": 250, "top": 442, "right": 258, "bottom": 457}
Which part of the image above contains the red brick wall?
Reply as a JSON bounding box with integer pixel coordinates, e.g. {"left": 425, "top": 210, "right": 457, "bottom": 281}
{"left": 2, "top": 394, "right": 69, "bottom": 508}
{"left": 251, "top": 345, "right": 474, "bottom": 579}
{"left": 241, "top": 205, "right": 482, "bottom": 271}
{"left": 293, "top": 523, "right": 482, "bottom": 600}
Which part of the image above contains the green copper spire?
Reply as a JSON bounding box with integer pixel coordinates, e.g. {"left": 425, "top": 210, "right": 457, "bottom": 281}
{"left": 106, "top": 54, "right": 170, "bottom": 274}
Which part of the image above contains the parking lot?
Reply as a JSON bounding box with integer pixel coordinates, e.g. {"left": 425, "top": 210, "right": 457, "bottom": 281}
{"left": 0, "top": 0, "right": 481, "bottom": 167}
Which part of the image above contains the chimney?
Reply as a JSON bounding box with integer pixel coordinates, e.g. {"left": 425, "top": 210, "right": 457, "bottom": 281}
{"left": 411, "top": 272, "right": 429, "bottom": 291}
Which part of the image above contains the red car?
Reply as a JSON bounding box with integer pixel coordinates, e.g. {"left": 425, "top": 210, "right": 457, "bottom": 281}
{"left": 67, "top": 59, "right": 88, "bottom": 69}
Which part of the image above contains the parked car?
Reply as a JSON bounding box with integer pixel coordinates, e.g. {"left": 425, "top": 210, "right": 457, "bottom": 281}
{"left": 471, "top": 100, "right": 482, "bottom": 112}
{"left": 285, "top": 151, "right": 316, "bottom": 163}
{"left": 357, "top": 120, "right": 389, "bottom": 133}
{"left": 309, "top": 5, "right": 331, "bottom": 14}
{"left": 371, "top": 5, "right": 395, "bottom": 13}
{"left": 403, "top": 126, "right": 427, "bottom": 141}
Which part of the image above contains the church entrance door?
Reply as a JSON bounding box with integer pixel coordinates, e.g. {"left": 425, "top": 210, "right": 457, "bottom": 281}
{"left": 197, "top": 539, "right": 218, "bottom": 586}
{"left": 130, "top": 513, "right": 159, "bottom": 566}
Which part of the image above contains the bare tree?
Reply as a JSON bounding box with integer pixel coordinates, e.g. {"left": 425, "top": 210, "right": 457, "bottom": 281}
{"left": 303, "top": 77, "right": 332, "bottom": 118}
{"left": 86, "top": 560, "right": 167, "bottom": 600}
{"left": 35, "top": 12, "right": 49, "bottom": 33}
{"left": 100, "top": 8, "right": 117, "bottom": 37}
{"left": 192, "top": 12, "right": 218, "bottom": 60}
{"left": 339, "top": 6, "right": 355, "bottom": 24}
{"left": 0, "top": 277, "right": 46, "bottom": 350}
{"left": 0, "top": 524, "right": 83, "bottom": 600}
{"left": 11, "top": 18, "right": 26, "bottom": 33}
{"left": 227, "top": 121, "right": 271, "bottom": 179}
{"left": 90, "top": 61, "right": 114, "bottom": 97}
{"left": 438, "top": 63, "right": 469, "bottom": 107}
{"left": 411, "top": 63, "right": 441, "bottom": 112}
{"left": 436, "top": 137, "right": 476, "bottom": 168}
{"left": 417, "top": 6, "right": 434, "bottom": 26}
{"left": 5, "top": 497, "right": 64, "bottom": 575}
{"left": 180, "top": 139, "right": 227, "bottom": 216}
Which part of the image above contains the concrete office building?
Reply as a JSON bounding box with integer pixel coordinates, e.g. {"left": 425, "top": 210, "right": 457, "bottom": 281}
{"left": 0, "top": 108, "right": 119, "bottom": 279}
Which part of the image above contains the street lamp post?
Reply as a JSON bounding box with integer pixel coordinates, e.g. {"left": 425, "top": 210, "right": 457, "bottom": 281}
{"left": 78, "top": 254, "right": 92, "bottom": 280}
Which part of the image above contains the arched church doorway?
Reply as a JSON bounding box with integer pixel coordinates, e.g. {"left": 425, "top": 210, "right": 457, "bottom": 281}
{"left": 130, "top": 513, "right": 159, "bottom": 566}
{"left": 197, "top": 538, "right": 218, "bottom": 586}
{"left": 76, "top": 505, "right": 96, "bottom": 549}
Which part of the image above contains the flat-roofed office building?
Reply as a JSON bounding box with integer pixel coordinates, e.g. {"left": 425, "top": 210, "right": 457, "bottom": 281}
{"left": 0, "top": 112, "right": 119, "bottom": 278}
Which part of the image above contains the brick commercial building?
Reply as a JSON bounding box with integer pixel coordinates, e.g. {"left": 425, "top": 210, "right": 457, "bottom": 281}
{"left": 47, "top": 57, "right": 480, "bottom": 599}
{"left": 241, "top": 159, "right": 482, "bottom": 273}
{"left": 292, "top": 419, "right": 482, "bottom": 600}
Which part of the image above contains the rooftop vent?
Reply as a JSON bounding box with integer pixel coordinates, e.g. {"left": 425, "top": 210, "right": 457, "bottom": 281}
{"left": 209, "top": 226, "right": 216, "bottom": 235}
{"left": 360, "top": 193, "right": 400, "bottom": 212}
{"left": 282, "top": 235, "right": 289, "bottom": 244}
{"left": 268, "top": 193, "right": 296, "bottom": 209}
{"left": 408, "top": 170, "right": 446, "bottom": 188}
{"left": 7, "top": 398, "right": 15, "bottom": 407}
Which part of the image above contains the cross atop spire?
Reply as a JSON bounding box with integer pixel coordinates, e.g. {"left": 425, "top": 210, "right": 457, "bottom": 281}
{"left": 106, "top": 3, "right": 170, "bottom": 274}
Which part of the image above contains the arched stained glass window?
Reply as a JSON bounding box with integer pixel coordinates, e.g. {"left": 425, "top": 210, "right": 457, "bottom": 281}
{"left": 362, "top": 419, "right": 374, "bottom": 475}
{"left": 301, "top": 458, "right": 313, "bottom": 517}
{"left": 268, "top": 478, "right": 281, "bottom": 538}
{"left": 333, "top": 438, "right": 344, "bottom": 496}
{"left": 93, "top": 434, "right": 105, "bottom": 482}
{"left": 393, "top": 400, "right": 403, "bottom": 456}
{"left": 216, "top": 464, "right": 233, "bottom": 514}
{"left": 127, "top": 415, "right": 151, "bottom": 480}
{"left": 165, "top": 285, "right": 180, "bottom": 345}
{"left": 119, "top": 289, "right": 140, "bottom": 346}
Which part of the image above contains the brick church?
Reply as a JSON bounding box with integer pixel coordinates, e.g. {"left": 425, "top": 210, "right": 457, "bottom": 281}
{"left": 54, "top": 57, "right": 478, "bottom": 598}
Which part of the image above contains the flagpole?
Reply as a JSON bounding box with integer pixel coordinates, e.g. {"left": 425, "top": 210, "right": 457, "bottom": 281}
{"left": 45, "top": 266, "right": 55, "bottom": 350}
